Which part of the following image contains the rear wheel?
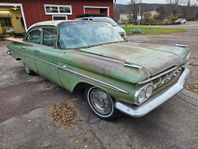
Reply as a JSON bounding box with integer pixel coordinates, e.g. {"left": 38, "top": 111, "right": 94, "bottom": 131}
{"left": 24, "top": 64, "right": 35, "bottom": 75}
{"left": 85, "top": 86, "right": 119, "bottom": 120}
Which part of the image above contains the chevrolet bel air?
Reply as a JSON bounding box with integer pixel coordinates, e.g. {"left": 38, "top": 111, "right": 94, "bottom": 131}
{"left": 7, "top": 20, "right": 190, "bottom": 120}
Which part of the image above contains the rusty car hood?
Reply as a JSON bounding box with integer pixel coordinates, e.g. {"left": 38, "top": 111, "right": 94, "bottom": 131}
{"left": 80, "top": 42, "right": 189, "bottom": 75}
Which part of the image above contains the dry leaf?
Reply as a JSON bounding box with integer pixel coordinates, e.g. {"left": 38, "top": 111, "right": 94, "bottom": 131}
{"left": 51, "top": 102, "right": 77, "bottom": 128}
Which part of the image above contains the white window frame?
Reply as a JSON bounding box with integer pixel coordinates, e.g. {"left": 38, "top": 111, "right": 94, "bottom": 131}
{"left": 52, "top": 15, "right": 68, "bottom": 20}
{"left": 0, "top": 2, "right": 27, "bottom": 31}
{"left": 83, "top": 6, "right": 110, "bottom": 17}
{"left": 44, "top": 4, "right": 72, "bottom": 15}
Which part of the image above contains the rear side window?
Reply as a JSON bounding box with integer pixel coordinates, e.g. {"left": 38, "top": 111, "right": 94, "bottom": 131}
{"left": 43, "top": 28, "right": 57, "bottom": 47}
{"left": 26, "top": 29, "right": 41, "bottom": 44}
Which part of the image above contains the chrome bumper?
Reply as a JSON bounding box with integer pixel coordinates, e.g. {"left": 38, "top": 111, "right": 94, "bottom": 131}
{"left": 115, "top": 68, "right": 190, "bottom": 118}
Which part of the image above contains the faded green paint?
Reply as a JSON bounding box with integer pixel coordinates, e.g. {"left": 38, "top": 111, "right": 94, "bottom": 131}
{"left": 6, "top": 22, "right": 190, "bottom": 104}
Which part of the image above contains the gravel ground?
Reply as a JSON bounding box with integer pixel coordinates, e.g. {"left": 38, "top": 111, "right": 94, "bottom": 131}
{"left": 0, "top": 22, "right": 198, "bottom": 149}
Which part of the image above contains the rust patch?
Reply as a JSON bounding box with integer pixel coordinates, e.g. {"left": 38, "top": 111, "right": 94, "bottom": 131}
{"left": 51, "top": 102, "right": 77, "bottom": 128}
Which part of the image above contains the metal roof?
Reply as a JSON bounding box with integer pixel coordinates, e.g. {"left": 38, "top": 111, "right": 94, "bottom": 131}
{"left": 28, "top": 20, "right": 74, "bottom": 31}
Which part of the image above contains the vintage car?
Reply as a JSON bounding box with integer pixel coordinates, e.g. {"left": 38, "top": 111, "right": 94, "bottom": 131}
{"left": 7, "top": 20, "right": 190, "bottom": 120}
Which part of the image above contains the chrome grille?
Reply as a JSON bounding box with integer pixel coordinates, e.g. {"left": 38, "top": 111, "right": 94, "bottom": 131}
{"left": 152, "top": 67, "right": 183, "bottom": 89}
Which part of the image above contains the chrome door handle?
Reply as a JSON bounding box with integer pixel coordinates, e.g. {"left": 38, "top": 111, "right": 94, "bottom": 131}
{"left": 35, "top": 50, "right": 40, "bottom": 52}
{"left": 22, "top": 47, "right": 26, "bottom": 49}
{"left": 62, "top": 65, "right": 67, "bottom": 68}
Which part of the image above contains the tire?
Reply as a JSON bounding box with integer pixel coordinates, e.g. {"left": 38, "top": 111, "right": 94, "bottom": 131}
{"left": 85, "top": 86, "right": 119, "bottom": 120}
{"left": 24, "top": 64, "right": 35, "bottom": 75}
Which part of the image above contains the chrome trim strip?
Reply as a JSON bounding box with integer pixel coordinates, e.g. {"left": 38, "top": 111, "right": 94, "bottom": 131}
{"left": 24, "top": 54, "right": 128, "bottom": 94}
{"left": 138, "top": 66, "right": 178, "bottom": 84}
{"left": 58, "top": 66, "right": 128, "bottom": 94}
{"left": 115, "top": 68, "right": 190, "bottom": 117}
{"left": 124, "top": 63, "right": 143, "bottom": 69}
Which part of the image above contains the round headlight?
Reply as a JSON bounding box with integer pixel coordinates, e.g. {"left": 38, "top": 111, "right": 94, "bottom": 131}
{"left": 145, "top": 85, "right": 153, "bottom": 98}
{"left": 137, "top": 89, "right": 146, "bottom": 103}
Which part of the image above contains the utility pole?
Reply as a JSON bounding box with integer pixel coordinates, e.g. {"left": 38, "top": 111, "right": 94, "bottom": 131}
{"left": 138, "top": 0, "right": 142, "bottom": 25}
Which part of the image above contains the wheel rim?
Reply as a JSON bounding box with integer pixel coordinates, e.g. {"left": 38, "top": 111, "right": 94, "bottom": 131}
{"left": 87, "top": 87, "right": 114, "bottom": 117}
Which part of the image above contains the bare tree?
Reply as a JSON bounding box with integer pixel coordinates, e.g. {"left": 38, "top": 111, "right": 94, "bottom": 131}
{"left": 130, "top": 0, "right": 137, "bottom": 22}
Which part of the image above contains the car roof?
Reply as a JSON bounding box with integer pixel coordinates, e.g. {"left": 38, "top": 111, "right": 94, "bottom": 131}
{"left": 28, "top": 20, "right": 78, "bottom": 31}
{"left": 27, "top": 20, "right": 110, "bottom": 32}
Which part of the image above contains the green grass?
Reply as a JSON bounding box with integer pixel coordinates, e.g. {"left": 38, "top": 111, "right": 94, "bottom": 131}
{"left": 122, "top": 25, "right": 187, "bottom": 35}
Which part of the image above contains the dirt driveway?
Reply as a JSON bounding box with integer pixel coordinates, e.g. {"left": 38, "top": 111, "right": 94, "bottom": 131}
{"left": 0, "top": 23, "right": 198, "bottom": 149}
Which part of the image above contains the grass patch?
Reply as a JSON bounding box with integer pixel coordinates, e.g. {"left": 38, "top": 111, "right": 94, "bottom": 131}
{"left": 122, "top": 25, "right": 187, "bottom": 35}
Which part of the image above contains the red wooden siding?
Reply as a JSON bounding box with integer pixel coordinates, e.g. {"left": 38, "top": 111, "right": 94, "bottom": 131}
{"left": 0, "top": 0, "right": 113, "bottom": 28}
{"left": 85, "top": 8, "right": 101, "bottom": 15}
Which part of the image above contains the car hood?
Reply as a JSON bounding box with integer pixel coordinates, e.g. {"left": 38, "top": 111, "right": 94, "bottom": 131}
{"left": 80, "top": 42, "right": 189, "bottom": 76}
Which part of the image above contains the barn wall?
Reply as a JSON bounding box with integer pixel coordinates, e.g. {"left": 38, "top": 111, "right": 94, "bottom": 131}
{"left": 0, "top": 0, "right": 113, "bottom": 28}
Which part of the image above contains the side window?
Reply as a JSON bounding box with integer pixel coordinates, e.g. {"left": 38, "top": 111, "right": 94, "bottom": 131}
{"left": 43, "top": 28, "right": 57, "bottom": 47}
{"left": 26, "top": 29, "right": 41, "bottom": 44}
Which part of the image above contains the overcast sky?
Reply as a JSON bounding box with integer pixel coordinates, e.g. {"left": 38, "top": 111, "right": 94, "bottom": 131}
{"left": 116, "top": 0, "right": 198, "bottom": 5}
{"left": 116, "top": 0, "right": 169, "bottom": 4}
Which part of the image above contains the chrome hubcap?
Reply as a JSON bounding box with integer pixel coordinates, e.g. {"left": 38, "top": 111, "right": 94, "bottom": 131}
{"left": 89, "top": 88, "right": 112, "bottom": 115}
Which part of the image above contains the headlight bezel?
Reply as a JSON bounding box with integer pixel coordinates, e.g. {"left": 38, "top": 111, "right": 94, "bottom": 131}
{"left": 134, "top": 84, "right": 153, "bottom": 105}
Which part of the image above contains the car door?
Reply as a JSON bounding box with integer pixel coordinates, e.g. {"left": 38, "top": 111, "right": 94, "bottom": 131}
{"left": 22, "top": 28, "right": 42, "bottom": 73}
{"left": 35, "top": 27, "right": 61, "bottom": 85}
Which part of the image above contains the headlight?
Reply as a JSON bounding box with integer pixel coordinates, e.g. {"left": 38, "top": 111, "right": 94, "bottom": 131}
{"left": 145, "top": 85, "right": 153, "bottom": 98}
{"left": 137, "top": 90, "right": 146, "bottom": 103}
{"left": 135, "top": 84, "right": 153, "bottom": 105}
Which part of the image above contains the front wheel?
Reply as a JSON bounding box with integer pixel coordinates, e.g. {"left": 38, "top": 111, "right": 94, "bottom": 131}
{"left": 85, "top": 87, "right": 119, "bottom": 120}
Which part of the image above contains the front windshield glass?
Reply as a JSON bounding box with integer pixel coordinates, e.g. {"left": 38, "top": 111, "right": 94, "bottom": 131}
{"left": 59, "top": 22, "right": 123, "bottom": 49}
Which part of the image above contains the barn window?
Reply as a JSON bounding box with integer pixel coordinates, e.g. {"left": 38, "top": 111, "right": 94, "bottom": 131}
{"left": 44, "top": 5, "right": 72, "bottom": 15}
{"left": 45, "top": 6, "right": 58, "bottom": 13}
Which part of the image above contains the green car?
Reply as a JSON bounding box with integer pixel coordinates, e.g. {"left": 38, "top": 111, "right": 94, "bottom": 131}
{"left": 7, "top": 20, "right": 190, "bottom": 120}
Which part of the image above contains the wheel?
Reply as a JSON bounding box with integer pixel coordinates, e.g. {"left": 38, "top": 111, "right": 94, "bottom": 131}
{"left": 24, "top": 64, "right": 35, "bottom": 75}
{"left": 85, "top": 86, "right": 119, "bottom": 120}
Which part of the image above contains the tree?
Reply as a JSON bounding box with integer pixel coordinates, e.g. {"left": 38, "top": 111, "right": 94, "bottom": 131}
{"left": 130, "top": 0, "right": 137, "bottom": 21}
{"left": 156, "top": 7, "right": 166, "bottom": 19}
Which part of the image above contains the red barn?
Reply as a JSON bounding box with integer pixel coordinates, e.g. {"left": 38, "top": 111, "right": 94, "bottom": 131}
{"left": 0, "top": 0, "right": 113, "bottom": 34}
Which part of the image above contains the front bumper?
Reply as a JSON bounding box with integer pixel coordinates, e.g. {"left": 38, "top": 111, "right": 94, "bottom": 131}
{"left": 115, "top": 68, "right": 190, "bottom": 117}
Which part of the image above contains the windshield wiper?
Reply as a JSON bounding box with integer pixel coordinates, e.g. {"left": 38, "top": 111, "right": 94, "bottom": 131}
{"left": 79, "top": 41, "right": 125, "bottom": 49}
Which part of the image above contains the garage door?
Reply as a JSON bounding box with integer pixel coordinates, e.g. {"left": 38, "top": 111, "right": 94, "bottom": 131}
{"left": 0, "top": 4, "right": 26, "bottom": 34}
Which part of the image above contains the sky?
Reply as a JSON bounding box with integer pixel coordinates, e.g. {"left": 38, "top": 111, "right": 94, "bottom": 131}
{"left": 116, "top": 0, "right": 198, "bottom": 5}
{"left": 116, "top": 0, "right": 169, "bottom": 4}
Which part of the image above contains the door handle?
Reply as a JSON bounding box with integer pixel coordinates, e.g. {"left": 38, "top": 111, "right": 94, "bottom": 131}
{"left": 35, "top": 50, "right": 40, "bottom": 52}
{"left": 22, "top": 47, "right": 26, "bottom": 49}
{"left": 62, "top": 65, "right": 67, "bottom": 68}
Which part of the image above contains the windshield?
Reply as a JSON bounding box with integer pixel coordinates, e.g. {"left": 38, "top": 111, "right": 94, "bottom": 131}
{"left": 59, "top": 22, "right": 123, "bottom": 49}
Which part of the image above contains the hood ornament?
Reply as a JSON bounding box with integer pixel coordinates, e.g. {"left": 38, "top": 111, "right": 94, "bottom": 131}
{"left": 175, "top": 44, "right": 188, "bottom": 48}
{"left": 124, "top": 62, "right": 143, "bottom": 69}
